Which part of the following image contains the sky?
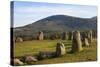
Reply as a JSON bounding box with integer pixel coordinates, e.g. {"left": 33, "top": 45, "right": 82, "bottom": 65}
{"left": 12, "top": 1, "right": 97, "bottom": 27}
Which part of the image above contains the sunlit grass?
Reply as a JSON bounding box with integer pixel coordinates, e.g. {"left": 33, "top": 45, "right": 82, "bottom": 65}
{"left": 14, "top": 39, "right": 97, "bottom": 64}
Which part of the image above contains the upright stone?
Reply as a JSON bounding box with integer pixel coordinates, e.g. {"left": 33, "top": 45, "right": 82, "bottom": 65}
{"left": 37, "top": 31, "right": 44, "bottom": 40}
{"left": 56, "top": 42, "right": 66, "bottom": 56}
{"left": 83, "top": 38, "right": 89, "bottom": 46}
{"left": 81, "top": 32, "right": 89, "bottom": 46}
{"left": 87, "top": 30, "right": 92, "bottom": 43}
{"left": 68, "top": 31, "right": 73, "bottom": 40}
{"left": 62, "top": 32, "right": 68, "bottom": 40}
{"left": 71, "top": 31, "right": 83, "bottom": 52}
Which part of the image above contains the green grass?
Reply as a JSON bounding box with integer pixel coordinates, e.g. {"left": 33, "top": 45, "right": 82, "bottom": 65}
{"left": 14, "top": 39, "right": 97, "bottom": 65}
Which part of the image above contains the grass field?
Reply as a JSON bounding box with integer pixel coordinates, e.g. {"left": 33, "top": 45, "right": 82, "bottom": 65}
{"left": 14, "top": 39, "right": 97, "bottom": 65}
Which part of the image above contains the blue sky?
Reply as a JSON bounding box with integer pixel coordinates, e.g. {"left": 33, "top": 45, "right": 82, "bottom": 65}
{"left": 12, "top": 1, "right": 97, "bottom": 27}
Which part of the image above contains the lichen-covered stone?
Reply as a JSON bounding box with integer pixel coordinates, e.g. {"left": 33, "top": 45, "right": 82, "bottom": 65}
{"left": 56, "top": 42, "right": 66, "bottom": 56}
{"left": 71, "top": 31, "right": 83, "bottom": 52}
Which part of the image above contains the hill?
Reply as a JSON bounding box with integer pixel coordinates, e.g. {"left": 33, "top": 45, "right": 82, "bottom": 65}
{"left": 13, "top": 15, "right": 97, "bottom": 36}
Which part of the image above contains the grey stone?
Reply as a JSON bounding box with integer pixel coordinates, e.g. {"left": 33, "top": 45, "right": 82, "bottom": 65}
{"left": 83, "top": 38, "right": 89, "bottom": 46}
{"left": 56, "top": 42, "right": 66, "bottom": 56}
{"left": 87, "top": 30, "right": 92, "bottom": 43}
{"left": 62, "top": 32, "right": 68, "bottom": 40}
{"left": 37, "top": 31, "right": 44, "bottom": 40}
{"left": 25, "top": 55, "right": 38, "bottom": 62}
{"left": 15, "top": 37, "right": 23, "bottom": 42}
{"left": 71, "top": 31, "right": 83, "bottom": 52}
{"left": 13, "top": 58, "right": 24, "bottom": 65}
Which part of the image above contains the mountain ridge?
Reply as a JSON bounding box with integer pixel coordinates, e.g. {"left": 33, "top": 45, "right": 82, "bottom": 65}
{"left": 14, "top": 15, "right": 97, "bottom": 36}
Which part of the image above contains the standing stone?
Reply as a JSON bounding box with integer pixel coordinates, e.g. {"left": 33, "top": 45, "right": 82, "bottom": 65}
{"left": 37, "top": 31, "right": 44, "bottom": 40}
{"left": 80, "top": 32, "right": 86, "bottom": 41}
{"left": 56, "top": 42, "right": 66, "bottom": 56}
{"left": 68, "top": 31, "right": 73, "bottom": 40}
{"left": 87, "top": 30, "right": 92, "bottom": 43}
{"left": 81, "top": 32, "right": 89, "bottom": 46}
{"left": 62, "top": 32, "right": 68, "bottom": 40}
{"left": 71, "top": 31, "right": 83, "bottom": 52}
{"left": 83, "top": 38, "right": 89, "bottom": 46}
{"left": 13, "top": 58, "right": 24, "bottom": 66}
